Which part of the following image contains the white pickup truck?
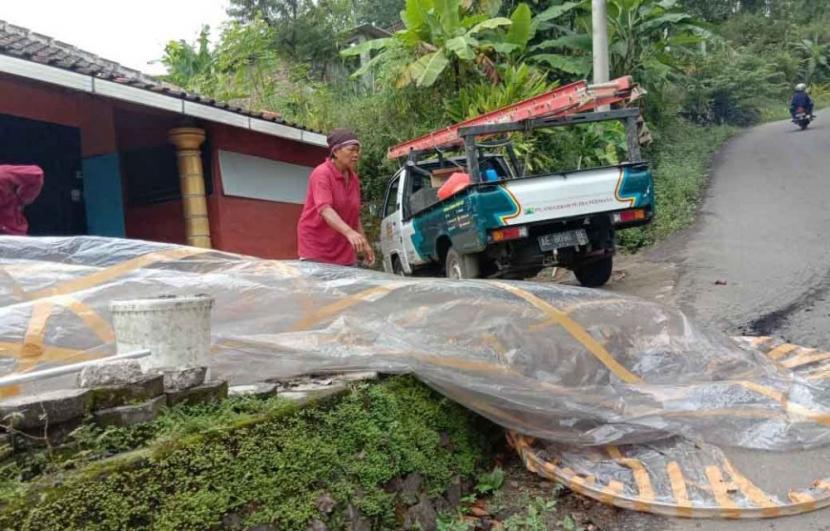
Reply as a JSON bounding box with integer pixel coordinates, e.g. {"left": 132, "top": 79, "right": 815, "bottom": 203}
{"left": 379, "top": 109, "right": 653, "bottom": 286}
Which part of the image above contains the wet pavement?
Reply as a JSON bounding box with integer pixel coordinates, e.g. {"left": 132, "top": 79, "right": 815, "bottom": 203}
{"left": 607, "top": 118, "right": 830, "bottom": 530}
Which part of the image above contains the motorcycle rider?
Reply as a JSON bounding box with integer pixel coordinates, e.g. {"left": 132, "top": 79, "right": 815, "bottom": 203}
{"left": 790, "top": 83, "right": 814, "bottom": 119}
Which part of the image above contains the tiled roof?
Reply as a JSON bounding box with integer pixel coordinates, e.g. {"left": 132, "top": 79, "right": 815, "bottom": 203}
{"left": 0, "top": 19, "right": 319, "bottom": 133}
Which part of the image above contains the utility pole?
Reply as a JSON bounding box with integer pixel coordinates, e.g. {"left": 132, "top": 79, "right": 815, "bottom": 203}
{"left": 592, "top": 0, "right": 610, "bottom": 85}
{"left": 592, "top": 0, "right": 610, "bottom": 111}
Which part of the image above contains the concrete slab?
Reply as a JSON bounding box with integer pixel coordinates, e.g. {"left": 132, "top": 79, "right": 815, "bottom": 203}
{"left": 166, "top": 380, "right": 228, "bottom": 407}
{"left": 151, "top": 366, "right": 207, "bottom": 391}
{"left": 0, "top": 388, "right": 90, "bottom": 430}
{"left": 93, "top": 395, "right": 166, "bottom": 428}
{"left": 77, "top": 359, "right": 144, "bottom": 387}
{"left": 228, "top": 383, "right": 278, "bottom": 398}
{"left": 88, "top": 375, "right": 164, "bottom": 410}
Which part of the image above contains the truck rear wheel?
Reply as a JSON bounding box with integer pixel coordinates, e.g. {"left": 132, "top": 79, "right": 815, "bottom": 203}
{"left": 574, "top": 256, "right": 613, "bottom": 287}
{"left": 445, "top": 247, "right": 480, "bottom": 279}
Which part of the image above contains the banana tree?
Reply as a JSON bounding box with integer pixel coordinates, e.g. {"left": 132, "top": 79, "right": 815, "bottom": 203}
{"left": 528, "top": 0, "right": 707, "bottom": 84}
{"left": 791, "top": 36, "right": 830, "bottom": 84}
{"left": 479, "top": 1, "right": 592, "bottom": 76}
{"left": 160, "top": 25, "right": 216, "bottom": 91}
{"left": 342, "top": 0, "right": 512, "bottom": 87}
{"left": 604, "top": 0, "right": 708, "bottom": 81}
{"left": 520, "top": 1, "right": 592, "bottom": 77}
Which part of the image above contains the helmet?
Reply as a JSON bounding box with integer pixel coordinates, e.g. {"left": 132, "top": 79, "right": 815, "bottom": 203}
{"left": 796, "top": 83, "right": 807, "bottom": 92}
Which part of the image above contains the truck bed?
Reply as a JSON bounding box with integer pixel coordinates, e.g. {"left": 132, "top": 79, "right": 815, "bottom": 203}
{"left": 410, "top": 162, "right": 653, "bottom": 223}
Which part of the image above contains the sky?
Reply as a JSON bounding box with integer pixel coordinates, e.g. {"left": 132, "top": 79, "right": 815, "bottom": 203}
{"left": 0, "top": 0, "right": 231, "bottom": 75}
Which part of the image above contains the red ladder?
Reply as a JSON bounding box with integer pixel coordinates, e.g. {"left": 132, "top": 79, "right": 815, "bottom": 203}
{"left": 387, "top": 75, "right": 640, "bottom": 160}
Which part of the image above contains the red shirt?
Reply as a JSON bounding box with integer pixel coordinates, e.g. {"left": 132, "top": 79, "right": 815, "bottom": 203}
{"left": 0, "top": 165, "right": 44, "bottom": 236}
{"left": 297, "top": 159, "right": 362, "bottom": 265}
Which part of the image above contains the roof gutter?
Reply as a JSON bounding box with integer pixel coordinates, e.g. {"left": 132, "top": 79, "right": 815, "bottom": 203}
{"left": 0, "top": 53, "right": 327, "bottom": 148}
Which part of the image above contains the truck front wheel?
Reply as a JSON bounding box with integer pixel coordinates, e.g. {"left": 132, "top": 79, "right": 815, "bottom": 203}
{"left": 445, "top": 248, "right": 480, "bottom": 279}
{"left": 391, "top": 256, "right": 406, "bottom": 276}
{"left": 574, "top": 256, "right": 613, "bottom": 287}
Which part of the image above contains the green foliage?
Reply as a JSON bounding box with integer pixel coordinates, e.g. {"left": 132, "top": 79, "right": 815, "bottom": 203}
{"left": 342, "top": 0, "right": 518, "bottom": 88}
{"left": 227, "top": 0, "right": 357, "bottom": 70}
{"left": 444, "top": 63, "right": 554, "bottom": 171}
{"left": 562, "top": 514, "right": 578, "bottom": 530}
{"left": 515, "top": 2, "right": 590, "bottom": 76}
{"left": 445, "top": 63, "right": 550, "bottom": 121}
{"left": 159, "top": 25, "right": 215, "bottom": 91}
{"left": 599, "top": 0, "right": 709, "bottom": 113}
{"left": 680, "top": 0, "right": 735, "bottom": 22}
{"left": 279, "top": 78, "right": 445, "bottom": 204}
{"left": 159, "top": 19, "right": 302, "bottom": 106}
{"left": 502, "top": 495, "right": 558, "bottom": 531}
{"left": 681, "top": 0, "right": 830, "bottom": 23}
{"left": 0, "top": 377, "right": 492, "bottom": 530}
{"left": 791, "top": 35, "right": 830, "bottom": 83}
{"left": 343, "top": 0, "right": 592, "bottom": 88}
{"left": 475, "top": 467, "right": 505, "bottom": 495}
{"left": 229, "top": 0, "right": 406, "bottom": 31}
{"left": 681, "top": 46, "right": 786, "bottom": 125}
{"left": 436, "top": 480, "right": 581, "bottom": 531}
{"left": 437, "top": 514, "right": 475, "bottom": 531}
{"left": 0, "top": 395, "right": 302, "bottom": 502}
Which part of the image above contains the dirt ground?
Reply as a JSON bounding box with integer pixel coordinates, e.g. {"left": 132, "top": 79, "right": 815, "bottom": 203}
{"left": 473, "top": 452, "right": 628, "bottom": 531}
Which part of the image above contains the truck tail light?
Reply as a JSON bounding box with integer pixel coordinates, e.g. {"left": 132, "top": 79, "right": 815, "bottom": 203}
{"left": 613, "top": 209, "right": 647, "bottom": 224}
{"left": 489, "top": 226, "right": 528, "bottom": 242}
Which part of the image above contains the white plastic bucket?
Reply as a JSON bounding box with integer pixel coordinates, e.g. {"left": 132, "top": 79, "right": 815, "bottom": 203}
{"left": 110, "top": 295, "right": 214, "bottom": 370}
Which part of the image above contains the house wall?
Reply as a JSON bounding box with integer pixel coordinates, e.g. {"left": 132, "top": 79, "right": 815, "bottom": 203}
{"left": 115, "top": 107, "right": 189, "bottom": 245}
{"left": 124, "top": 200, "right": 188, "bottom": 244}
{"left": 206, "top": 124, "right": 326, "bottom": 259}
{"left": 0, "top": 74, "right": 125, "bottom": 236}
{"left": 0, "top": 74, "right": 327, "bottom": 257}
{"left": 120, "top": 117, "right": 327, "bottom": 257}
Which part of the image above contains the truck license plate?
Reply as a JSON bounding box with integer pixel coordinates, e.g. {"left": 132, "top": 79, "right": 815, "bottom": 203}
{"left": 538, "top": 229, "right": 589, "bottom": 252}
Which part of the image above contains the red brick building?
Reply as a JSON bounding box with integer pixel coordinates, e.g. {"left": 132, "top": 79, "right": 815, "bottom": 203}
{"left": 0, "top": 20, "right": 329, "bottom": 258}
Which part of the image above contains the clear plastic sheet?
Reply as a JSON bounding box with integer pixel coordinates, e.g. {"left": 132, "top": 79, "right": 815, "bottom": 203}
{"left": 2, "top": 236, "right": 829, "bottom": 517}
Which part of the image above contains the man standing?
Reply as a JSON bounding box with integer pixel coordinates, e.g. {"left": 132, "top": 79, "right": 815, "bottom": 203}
{"left": 0, "top": 165, "right": 44, "bottom": 236}
{"left": 297, "top": 129, "right": 375, "bottom": 266}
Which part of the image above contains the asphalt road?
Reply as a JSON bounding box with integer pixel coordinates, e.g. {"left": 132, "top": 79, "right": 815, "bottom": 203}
{"left": 610, "top": 117, "right": 830, "bottom": 530}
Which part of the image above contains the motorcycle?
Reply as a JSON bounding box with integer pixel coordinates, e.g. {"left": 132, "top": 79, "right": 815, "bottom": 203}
{"left": 792, "top": 106, "right": 814, "bottom": 130}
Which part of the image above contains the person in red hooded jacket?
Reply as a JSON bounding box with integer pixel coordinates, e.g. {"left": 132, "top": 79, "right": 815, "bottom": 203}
{"left": 0, "top": 165, "right": 44, "bottom": 236}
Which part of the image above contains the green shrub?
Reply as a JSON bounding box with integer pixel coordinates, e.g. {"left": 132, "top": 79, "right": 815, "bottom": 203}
{"left": 681, "top": 47, "right": 786, "bottom": 126}
{"left": 0, "top": 377, "right": 493, "bottom": 530}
